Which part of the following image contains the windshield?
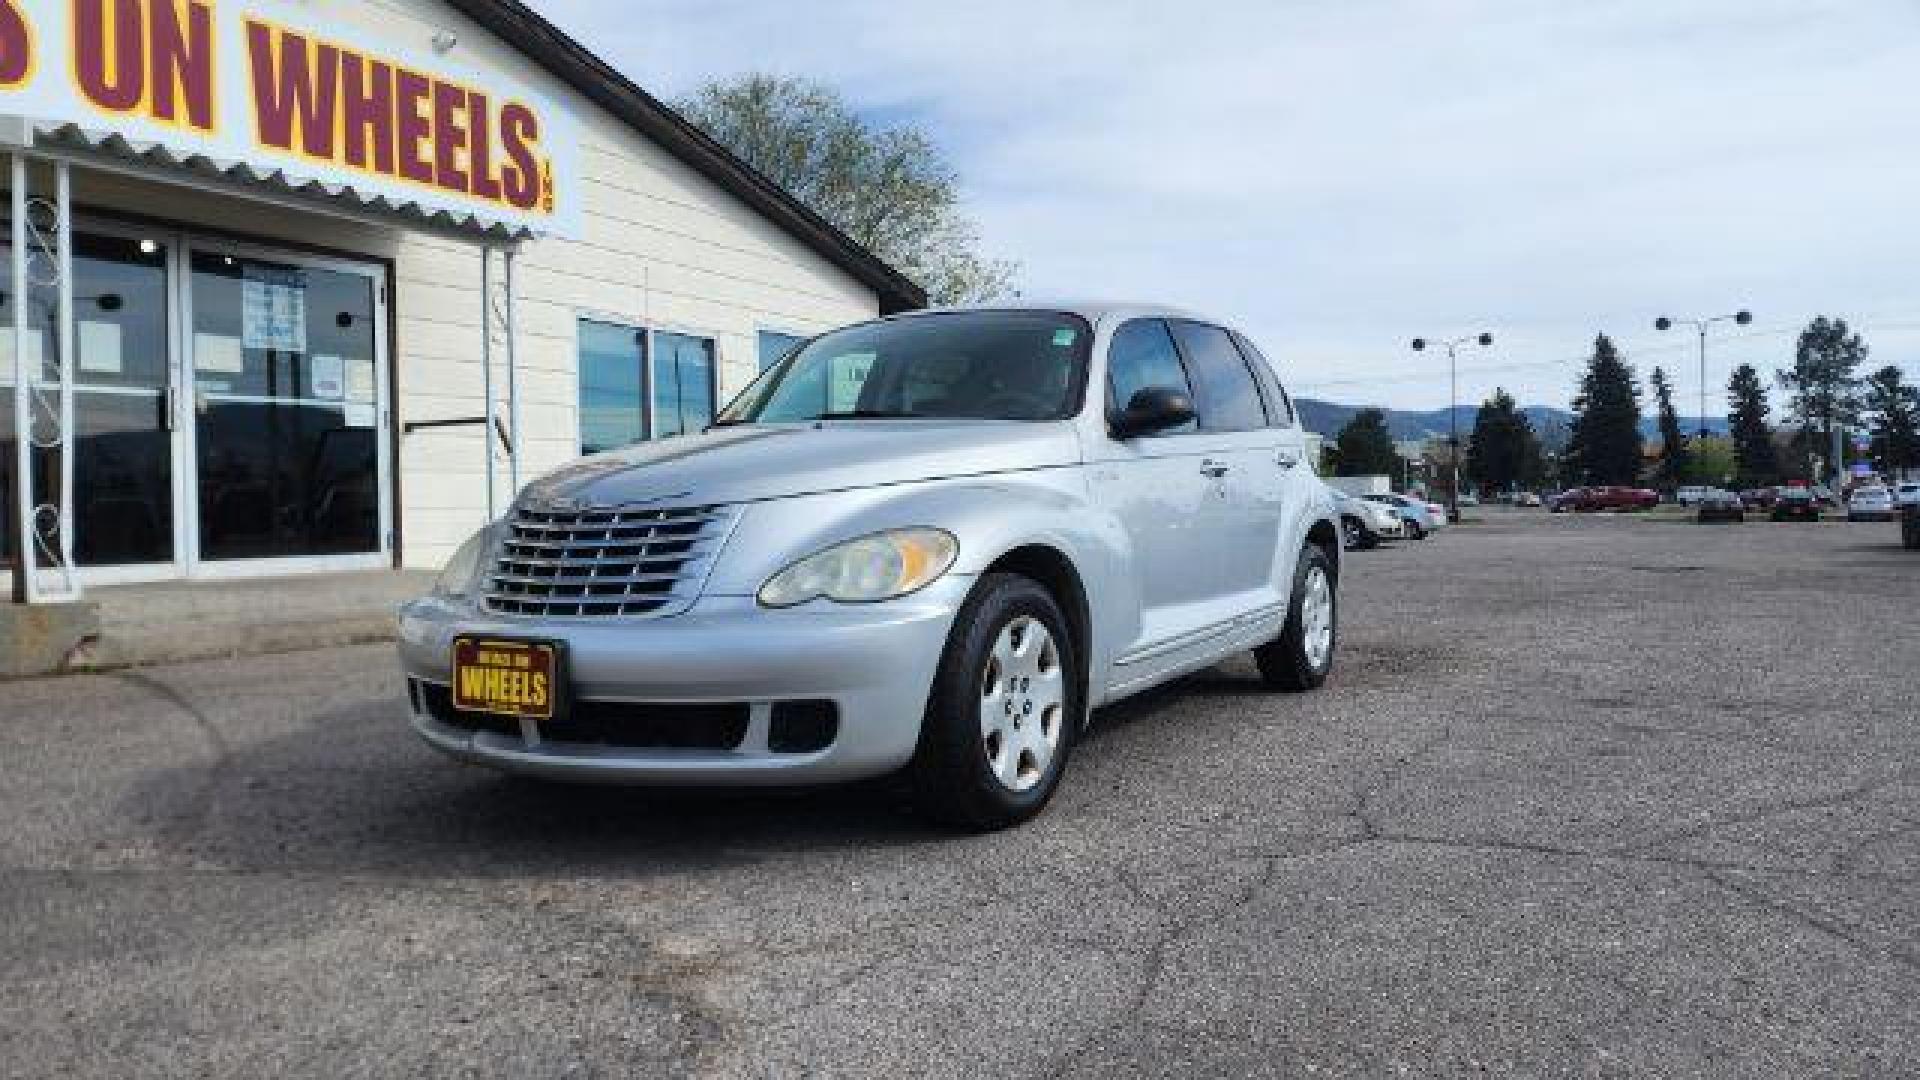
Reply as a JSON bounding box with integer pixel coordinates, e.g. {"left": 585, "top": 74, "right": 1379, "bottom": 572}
{"left": 716, "top": 310, "right": 1090, "bottom": 425}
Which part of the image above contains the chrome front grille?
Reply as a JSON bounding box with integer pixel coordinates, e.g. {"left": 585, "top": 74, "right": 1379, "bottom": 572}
{"left": 484, "top": 502, "right": 738, "bottom": 618}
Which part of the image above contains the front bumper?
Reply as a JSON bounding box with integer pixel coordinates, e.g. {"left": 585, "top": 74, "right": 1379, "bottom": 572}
{"left": 396, "top": 577, "right": 971, "bottom": 785}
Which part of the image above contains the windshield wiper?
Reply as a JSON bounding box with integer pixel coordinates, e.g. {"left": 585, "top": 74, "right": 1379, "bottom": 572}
{"left": 812, "top": 410, "right": 924, "bottom": 420}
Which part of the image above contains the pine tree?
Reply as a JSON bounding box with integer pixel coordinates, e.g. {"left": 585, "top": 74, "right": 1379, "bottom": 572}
{"left": 1467, "top": 388, "right": 1545, "bottom": 495}
{"left": 1332, "top": 409, "right": 1400, "bottom": 477}
{"left": 1778, "top": 316, "right": 1866, "bottom": 477}
{"left": 1650, "top": 366, "right": 1688, "bottom": 493}
{"left": 1565, "top": 334, "right": 1644, "bottom": 485}
{"left": 1726, "top": 363, "right": 1781, "bottom": 487}
{"left": 1864, "top": 365, "right": 1920, "bottom": 475}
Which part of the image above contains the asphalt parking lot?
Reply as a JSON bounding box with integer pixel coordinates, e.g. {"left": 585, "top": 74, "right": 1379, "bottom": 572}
{"left": 3, "top": 512, "right": 1916, "bottom": 1078}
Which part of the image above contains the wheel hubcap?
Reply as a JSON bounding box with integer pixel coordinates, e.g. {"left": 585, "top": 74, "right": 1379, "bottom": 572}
{"left": 980, "top": 616, "right": 1065, "bottom": 793}
{"left": 1300, "top": 567, "right": 1334, "bottom": 670}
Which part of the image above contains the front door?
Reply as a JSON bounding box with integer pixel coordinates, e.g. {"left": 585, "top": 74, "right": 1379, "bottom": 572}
{"left": 184, "top": 246, "right": 389, "bottom": 572}
{"left": 1, "top": 227, "right": 182, "bottom": 576}
{"left": 2, "top": 226, "right": 391, "bottom": 585}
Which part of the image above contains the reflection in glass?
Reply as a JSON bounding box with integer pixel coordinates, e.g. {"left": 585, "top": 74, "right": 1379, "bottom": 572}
{"left": 578, "top": 320, "right": 646, "bottom": 454}
{"left": 653, "top": 331, "right": 715, "bottom": 439}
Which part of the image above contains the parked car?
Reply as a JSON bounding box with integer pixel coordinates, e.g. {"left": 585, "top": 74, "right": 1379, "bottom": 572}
{"left": 1515, "top": 491, "right": 1543, "bottom": 508}
{"left": 1846, "top": 486, "right": 1897, "bottom": 522}
{"left": 1332, "top": 489, "right": 1403, "bottom": 550}
{"left": 1457, "top": 493, "right": 1480, "bottom": 508}
{"left": 1363, "top": 493, "right": 1443, "bottom": 539}
{"left": 1676, "top": 485, "right": 1708, "bottom": 506}
{"left": 1770, "top": 486, "right": 1821, "bottom": 521}
{"left": 1895, "top": 481, "right": 1920, "bottom": 507}
{"left": 1696, "top": 489, "right": 1745, "bottom": 523}
{"left": 1559, "top": 486, "right": 1659, "bottom": 513}
{"left": 1740, "top": 487, "right": 1779, "bottom": 510}
{"left": 397, "top": 304, "right": 1344, "bottom": 830}
{"left": 1547, "top": 488, "right": 1585, "bottom": 513}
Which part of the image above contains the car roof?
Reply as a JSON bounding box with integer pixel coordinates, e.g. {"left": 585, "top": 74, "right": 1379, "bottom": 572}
{"left": 893, "top": 301, "right": 1224, "bottom": 328}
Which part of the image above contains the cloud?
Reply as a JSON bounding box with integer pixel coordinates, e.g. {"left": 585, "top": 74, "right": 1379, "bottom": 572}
{"left": 533, "top": 0, "right": 1920, "bottom": 411}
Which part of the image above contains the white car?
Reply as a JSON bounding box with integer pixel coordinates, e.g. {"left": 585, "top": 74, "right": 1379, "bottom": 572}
{"left": 1847, "top": 486, "right": 1897, "bottom": 522}
{"left": 1895, "top": 481, "right": 1920, "bottom": 507}
{"left": 1332, "top": 489, "right": 1403, "bottom": 549}
{"left": 1676, "top": 485, "right": 1708, "bottom": 506}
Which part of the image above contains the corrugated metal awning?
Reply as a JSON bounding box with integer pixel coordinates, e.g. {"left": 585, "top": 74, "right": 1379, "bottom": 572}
{"left": 27, "top": 121, "right": 530, "bottom": 244}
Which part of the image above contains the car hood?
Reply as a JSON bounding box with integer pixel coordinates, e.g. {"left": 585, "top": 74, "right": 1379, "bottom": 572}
{"left": 516, "top": 421, "right": 1085, "bottom": 508}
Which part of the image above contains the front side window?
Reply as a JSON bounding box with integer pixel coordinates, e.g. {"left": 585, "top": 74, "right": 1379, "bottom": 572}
{"left": 719, "top": 310, "right": 1088, "bottom": 425}
{"left": 1170, "top": 321, "right": 1266, "bottom": 432}
{"left": 1105, "top": 318, "right": 1195, "bottom": 433}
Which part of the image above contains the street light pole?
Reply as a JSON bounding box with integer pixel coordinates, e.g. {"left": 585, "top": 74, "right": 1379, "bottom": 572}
{"left": 1411, "top": 332, "right": 1494, "bottom": 523}
{"left": 1656, "top": 310, "right": 1752, "bottom": 440}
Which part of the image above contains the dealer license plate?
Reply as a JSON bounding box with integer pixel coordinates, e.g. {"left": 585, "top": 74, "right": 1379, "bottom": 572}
{"left": 451, "top": 637, "right": 564, "bottom": 720}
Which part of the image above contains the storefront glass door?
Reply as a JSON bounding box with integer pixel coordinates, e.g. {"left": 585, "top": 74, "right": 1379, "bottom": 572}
{"left": 1, "top": 228, "right": 180, "bottom": 573}
{"left": 3, "top": 222, "right": 390, "bottom": 586}
{"left": 185, "top": 246, "right": 388, "bottom": 568}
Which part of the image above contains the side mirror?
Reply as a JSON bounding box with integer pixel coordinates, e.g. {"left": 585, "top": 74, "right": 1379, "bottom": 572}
{"left": 1111, "top": 385, "right": 1196, "bottom": 439}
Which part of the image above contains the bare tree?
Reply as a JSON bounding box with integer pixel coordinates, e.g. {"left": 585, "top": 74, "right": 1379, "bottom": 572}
{"left": 677, "top": 75, "right": 1017, "bottom": 305}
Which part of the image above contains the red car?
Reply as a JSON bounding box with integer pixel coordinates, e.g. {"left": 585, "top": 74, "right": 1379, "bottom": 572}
{"left": 1563, "top": 486, "right": 1659, "bottom": 513}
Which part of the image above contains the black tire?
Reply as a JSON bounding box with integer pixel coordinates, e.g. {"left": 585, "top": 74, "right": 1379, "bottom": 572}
{"left": 1254, "top": 544, "right": 1338, "bottom": 693}
{"left": 909, "top": 573, "right": 1081, "bottom": 831}
{"left": 1903, "top": 513, "right": 1919, "bottom": 550}
{"left": 1341, "top": 517, "right": 1364, "bottom": 551}
{"left": 1404, "top": 519, "right": 1425, "bottom": 541}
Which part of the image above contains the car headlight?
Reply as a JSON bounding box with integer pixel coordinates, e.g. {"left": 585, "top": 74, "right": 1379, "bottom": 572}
{"left": 758, "top": 528, "right": 959, "bottom": 608}
{"left": 433, "top": 525, "right": 494, "bottom": 597}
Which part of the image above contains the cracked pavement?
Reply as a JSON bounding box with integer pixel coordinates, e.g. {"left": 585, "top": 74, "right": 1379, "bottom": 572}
{"left": 2, "top": 511, "right": 1916, "bottom": 1077}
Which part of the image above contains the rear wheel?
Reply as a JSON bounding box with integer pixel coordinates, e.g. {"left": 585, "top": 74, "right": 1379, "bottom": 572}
{"left": 910, "top": 573, "right": 1079, "bottom": 831}
{"left": 1255, "top": 544, "right": 1337, "bottom": 692}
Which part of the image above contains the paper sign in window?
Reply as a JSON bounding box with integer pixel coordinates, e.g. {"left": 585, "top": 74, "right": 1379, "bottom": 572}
{"left": 241, "top": 264, "right": 308, "bottom": 354}
{"left": 346, "top": 362, "right": 377, "bottom": 403}
{"left": 194, "top": 333, "right": 245, "bottom": 374}
{"left": 0, "top": 330, "right": 47, "bottom": 380}
{"left": 78, "top": 321, "right": 124, "bottom": 375}
{"left": 310, "top": 354, "right": 346, "bottom": 400}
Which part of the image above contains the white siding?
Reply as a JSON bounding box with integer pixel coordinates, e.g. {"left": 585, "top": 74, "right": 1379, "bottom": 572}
{"left": 68, "top": 0, "right": 885, "bottom": 571}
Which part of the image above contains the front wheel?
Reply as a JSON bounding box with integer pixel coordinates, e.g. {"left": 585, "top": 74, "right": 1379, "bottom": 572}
{"left": 910, "top": 573, "right": 1080, "bottom": 831}
{"left": 1255, "top": 544, "right": 1338, "bottom": 692}
{"left": 1405, "top": 519, "right": 1426, "bottom": 540}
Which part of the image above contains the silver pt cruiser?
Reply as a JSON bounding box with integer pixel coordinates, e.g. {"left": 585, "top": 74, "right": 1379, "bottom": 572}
{"left": 399, "top": 304, "right": 1342, "bottom": 829}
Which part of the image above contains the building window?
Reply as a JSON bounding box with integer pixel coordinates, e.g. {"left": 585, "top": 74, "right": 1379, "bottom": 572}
{"left": 758, "top": 329, "right": 805, "bottom": 371}
{"left": 652, "top": 331, "right": 716, "bottom": 438}
{"left": 578, "top": 319, "right": 646, "bottom": 455}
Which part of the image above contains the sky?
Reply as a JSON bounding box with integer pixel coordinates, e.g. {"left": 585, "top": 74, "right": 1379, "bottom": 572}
{"left": 535, "top": 0, "right": 1920, "bottom": 415}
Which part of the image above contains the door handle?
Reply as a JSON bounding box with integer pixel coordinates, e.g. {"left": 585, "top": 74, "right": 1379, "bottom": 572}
{"left": 1276, "top": 451, "right": 1299, "bottom": 469}
{"left": 1200, "top": 459, "right": 1230, "bottom": 478}
{"left": 161, "top": 386, "right": 178, "bottom": 432}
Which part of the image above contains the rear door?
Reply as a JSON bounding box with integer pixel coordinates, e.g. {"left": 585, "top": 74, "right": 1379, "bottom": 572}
{"left": 1236, "top": 331, "right": 1315, "bottom": 587}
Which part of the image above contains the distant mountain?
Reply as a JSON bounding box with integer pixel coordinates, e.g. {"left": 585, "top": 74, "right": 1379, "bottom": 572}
{"left": 1296, "top": 397, "right": 1728, "bottom": 449}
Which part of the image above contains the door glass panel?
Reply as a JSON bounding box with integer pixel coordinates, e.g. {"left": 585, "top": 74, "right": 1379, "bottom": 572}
{"left": 191, "top": 251, "right": 380, "bottom": 561}
{"left": 0, "top": 230, "right": 174, "bottom": 567}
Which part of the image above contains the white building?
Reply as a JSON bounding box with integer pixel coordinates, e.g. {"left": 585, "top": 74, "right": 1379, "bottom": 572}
{"left": 1, "top": 0, "right": 920, "bottom": 603}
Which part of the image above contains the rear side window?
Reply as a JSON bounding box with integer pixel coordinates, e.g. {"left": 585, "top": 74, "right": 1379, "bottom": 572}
{"left": 1234, "top": 333, "right": 1296, "bottom": 427}
{"left": 1107, "top": 319, "right": 1197, "bottom": 433}
{"left": 1170, "top": 321, "right": 1266, "bottom": 432}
